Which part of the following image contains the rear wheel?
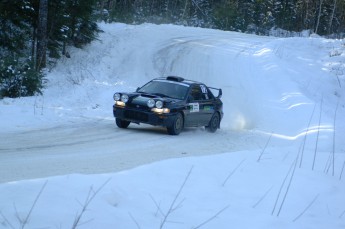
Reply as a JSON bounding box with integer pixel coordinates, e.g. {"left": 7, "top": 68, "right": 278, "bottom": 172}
{"left": 167, "top": 113, "right": 184, "bottom": 135}
{"left": 206, "top": 112, "right": 220, "bottom": 133}
{"left": 116, "top": 118, "right": 130, "bottom": 128}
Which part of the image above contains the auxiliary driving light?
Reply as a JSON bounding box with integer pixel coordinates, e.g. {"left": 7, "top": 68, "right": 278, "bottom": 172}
{"left": 147, "top": 99, "right": 155, "bottom": 108}
{"left": 121, "top": 94, "right": 129, "bottom": 103}
{"left": 113, "top": 93, "right": 121, "bottom": 101}
{"left": 156, "top": 100, "right": 163, "bottom": 109}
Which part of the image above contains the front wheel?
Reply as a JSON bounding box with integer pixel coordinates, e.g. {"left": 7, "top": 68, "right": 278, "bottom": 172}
{"left": 116, "top": 118, "right": 130, "bottom": 128}
{"left": 167, "top": 113, "right": 184, "bottom": 135}
{"left": 206, "top": 112, "right": 220, "bottom": 133}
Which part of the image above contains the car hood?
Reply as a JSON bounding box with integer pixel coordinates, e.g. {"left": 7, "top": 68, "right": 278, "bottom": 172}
{"left": 128, "top": 93, "right": 181, "bottom": 106}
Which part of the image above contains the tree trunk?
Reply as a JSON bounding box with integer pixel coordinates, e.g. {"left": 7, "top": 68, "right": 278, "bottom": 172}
{"left": 31, "top": 27, "right": 36, "bottom": 65}
{"left": 315, "top": 0, "right": 323, "bottom": 34}
{"left": 182, "top": 0, "right": 189, "bottom": 19}
{"left": 36, "top": 0, "right": 48, "bottom": 70}
{"left": 328, "top": 0, "right": 337, "bottom": 35}
{"left": 304, "top": 0, "right": 309, "bottom": 29}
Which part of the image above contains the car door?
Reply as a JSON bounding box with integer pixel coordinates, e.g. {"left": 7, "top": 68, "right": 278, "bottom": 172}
{"left": 184, "top": 84, "right": 215, "bottom": 127}
{"left": 198, "top": 84, "right": 216, "bottom": 126}
{"left": 184, "top": 85, "right": 202, "bottom": 127}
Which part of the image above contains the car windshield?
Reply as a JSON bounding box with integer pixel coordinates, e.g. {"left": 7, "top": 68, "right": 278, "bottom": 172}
{"left": 138, "top": 80, "right": 189, "bottom": 100}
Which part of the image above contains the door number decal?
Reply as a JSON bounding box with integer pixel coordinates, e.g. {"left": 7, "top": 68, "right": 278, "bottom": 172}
{"left": 189, "top": 103, "right": 199, "bottom": 112}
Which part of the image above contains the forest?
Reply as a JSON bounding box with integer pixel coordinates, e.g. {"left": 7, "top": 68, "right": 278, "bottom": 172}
{"left": 1, "top": 0, "right": 344, "bottom": 98}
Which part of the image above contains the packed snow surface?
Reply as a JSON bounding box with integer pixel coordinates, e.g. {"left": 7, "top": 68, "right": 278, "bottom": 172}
{"left": 0, "top": 23, "right": 345, "bottom": 228}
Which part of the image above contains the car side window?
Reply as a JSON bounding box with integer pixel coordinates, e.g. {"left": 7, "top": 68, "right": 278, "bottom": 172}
{"left": 190, "top": 85, "right": 203, "bottom": 101}
{"left": 190, "top": 84, "right": 214, "bottom": 101}
{"left": 200, "top": 84, "right": 214, "bottom": 100}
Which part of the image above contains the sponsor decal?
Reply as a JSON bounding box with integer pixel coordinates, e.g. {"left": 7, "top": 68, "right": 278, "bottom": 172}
{"left": 204, "top": 106, "right": 214, "bottom": 111}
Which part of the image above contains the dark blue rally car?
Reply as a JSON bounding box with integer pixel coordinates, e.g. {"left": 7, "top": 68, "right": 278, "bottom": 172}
{"left": 113, "top": 76, "right": 223, "bottom": 135}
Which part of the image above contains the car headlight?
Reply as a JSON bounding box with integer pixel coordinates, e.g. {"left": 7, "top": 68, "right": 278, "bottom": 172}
{"left": 147, "top": 99, "right": 155, "bottom": 108}
{"left": 156, "top": 100, "right": 163, "bottom": 109}
{"left": 121, "top": 94, "right": 129, "bottom": 103}
{"left": 113, "top": 93, "right": 121, "bottom": 101}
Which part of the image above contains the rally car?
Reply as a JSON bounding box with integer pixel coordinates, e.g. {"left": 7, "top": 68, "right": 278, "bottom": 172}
{"left": 113, "top": 76, "right": 223, "bottom": 135}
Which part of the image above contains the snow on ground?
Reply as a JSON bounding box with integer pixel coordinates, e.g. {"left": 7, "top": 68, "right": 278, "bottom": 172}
{"left": 0, "top": 23, "right": 345, "bottom": 228}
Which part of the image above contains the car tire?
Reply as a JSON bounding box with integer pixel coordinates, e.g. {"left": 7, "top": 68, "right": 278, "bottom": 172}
{"left": 167, "top": 113, "right": 183, "bottom": 135}
{"left": 116, "top": 118, "right": 130, "bottom": 128}
{"left": 206, "top": 112, "right": 220, "bottom": 133}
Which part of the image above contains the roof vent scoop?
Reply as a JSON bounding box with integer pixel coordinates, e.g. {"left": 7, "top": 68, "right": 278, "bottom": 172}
{"left": 167, "top": 76, "right": 184, "bottom": 82}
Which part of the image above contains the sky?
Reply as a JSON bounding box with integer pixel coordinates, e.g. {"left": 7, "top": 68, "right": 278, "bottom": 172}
{"left": 0, "top": 22, "right": 344, "bottom": 229}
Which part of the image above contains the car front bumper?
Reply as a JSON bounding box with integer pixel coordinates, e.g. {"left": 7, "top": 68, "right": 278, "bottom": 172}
{"left": 113, "top": 105, "right": 176, "bottom": 127}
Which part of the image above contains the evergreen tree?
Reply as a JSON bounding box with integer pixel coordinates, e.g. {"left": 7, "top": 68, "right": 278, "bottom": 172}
{"left": 213, "top": 0, "right": 235, "bottom": 31}
{"left": 97, "top": 0, "right": 344, "bottom": 36}
{"left": 0, "top": 0, "right": 43, "bottom": 98}
{"left": 64, "top": 0, "right": 99, "bottom": 48}
{"left": 0, "top": 0, "right": 32, "bottom": 54}
{"left": 0, "top": 0, "right": 100, "bottom": 98}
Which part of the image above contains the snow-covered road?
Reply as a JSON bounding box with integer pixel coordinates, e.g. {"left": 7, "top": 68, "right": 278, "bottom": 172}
{"left": 0, "top": 118, "right": 270, "bottom": 183}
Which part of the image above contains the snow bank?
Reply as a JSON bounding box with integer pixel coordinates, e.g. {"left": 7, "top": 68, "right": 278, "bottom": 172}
{"left": 0, "top": 23, "right": 344, "bottom": 228}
